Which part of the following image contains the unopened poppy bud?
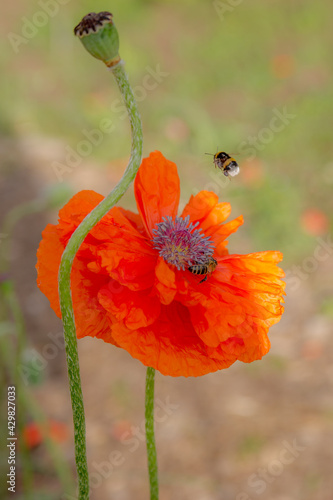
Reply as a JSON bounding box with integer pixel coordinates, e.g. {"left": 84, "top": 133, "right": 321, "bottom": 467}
{"left": 74, "top": 12, "right": 120, "bottom": 68}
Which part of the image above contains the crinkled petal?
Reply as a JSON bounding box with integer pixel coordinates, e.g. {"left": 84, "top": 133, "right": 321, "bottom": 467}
{"left": 154, "top": 257, "right": 177, "bottom": 305}
{"left": 181, "top": 191, "right": 220, "bottom": 222}
{"left": 118, "top": 207, "right": 147, "bottom": 236}
{"left": 214, "top": 252, "right": 286, "bottom": 312}
{"left": 36, "top": 224, "right": 64, "bottom": 317}
{"left": 98, "top": 282, "right": 160, "bottom": 330}
{"left": 107, "top": 302, "right": 235, "bottom": 377}
{"left": 57, "top": 190, "right": 104, "bottom": 242}
{"left": 57, "top": 191, "right": 138, "bottom": 246}
{"left": 70, "top": 260, "right": 112, "bottom": 340}
{"left": 44, "top": 190, "right": 156, "bottom": 292}
{"left": 181, "top": 190, "right": 244, "bottom": 256}
{"left": 207, "top": 216, "right": 244, "bottom": 256}
{"left": 176, "top": 250, "right": 285, "bottom": 355}
{"left": 96, "top": 236, "right": 156, "bottom": 291}
{"left": 207, "top": 324, "right": 271, "bottom": 363}
{"left": 36, "top": 223, "right": 114, "bottom": 342}
{"left": 135, "top": 151, "right": 180, "bottom": 237}
{"left": 58, "top": 190, "right": 103, "bottom": 225}
{"left": 86, "top": 206, "right": 157, "bottom": 291}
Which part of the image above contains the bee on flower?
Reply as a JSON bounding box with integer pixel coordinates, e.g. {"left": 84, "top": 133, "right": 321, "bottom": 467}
{"left": 188, "top": 257, "right": 218, "bottom": 283}
{"left": 37, "top": 151, "right": 285, "bottom": 377}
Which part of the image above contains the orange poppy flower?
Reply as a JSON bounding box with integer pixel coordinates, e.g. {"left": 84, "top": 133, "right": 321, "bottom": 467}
{"left": 36, "top": 151, "right": 285, "bottom": 377}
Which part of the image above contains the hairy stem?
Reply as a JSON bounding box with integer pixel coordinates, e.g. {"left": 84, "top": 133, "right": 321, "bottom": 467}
{"left": 145, "top": 367, "right": 159, "bottom": 499}
{"left": 58, "top": 61, "right": 143, "bottom": 500}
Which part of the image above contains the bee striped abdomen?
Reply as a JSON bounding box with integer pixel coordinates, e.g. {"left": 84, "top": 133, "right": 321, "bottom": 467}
{"left": 188, "top": 257, "right": 218, "bottom": 283}
{"left": 188, "top": 264, "right": 209, "bottom": 275}
{"left": 222, "top": 157, "right": 234, "bottom": 167}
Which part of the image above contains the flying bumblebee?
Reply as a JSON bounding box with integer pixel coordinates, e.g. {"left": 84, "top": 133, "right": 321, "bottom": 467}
{"left": 188, "top": 257, "right": 218, "bottom": 283}
{"left": 206, "top": 151, "right": 240, "bottom": 178}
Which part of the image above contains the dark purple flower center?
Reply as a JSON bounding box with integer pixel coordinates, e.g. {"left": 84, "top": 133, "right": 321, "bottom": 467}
{"left": 152, "top": 215, "right": 214, "bottom": 270}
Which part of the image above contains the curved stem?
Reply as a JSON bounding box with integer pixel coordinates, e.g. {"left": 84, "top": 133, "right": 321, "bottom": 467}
{"left": 58, "top": 61, "right": 143, "bottom": 500}
{"left": 145, "top": 367, "right": 159, "bottom": 500}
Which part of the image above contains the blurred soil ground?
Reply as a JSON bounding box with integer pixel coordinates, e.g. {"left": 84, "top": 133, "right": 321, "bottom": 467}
{"left": 1, "top": 138, "right": 333, "bottom": 500}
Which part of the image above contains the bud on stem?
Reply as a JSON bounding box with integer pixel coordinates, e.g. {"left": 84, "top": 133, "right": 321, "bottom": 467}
{"left": 74, "top": 12, "right": 120, "bottom": 67}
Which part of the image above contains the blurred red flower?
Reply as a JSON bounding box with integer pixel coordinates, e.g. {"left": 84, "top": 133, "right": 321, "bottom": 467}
{"left": 271, "top": 53, "right": 295, "bottom": 79}
{"left": 301, "top": 208, "right": 329, "bottom": 236}
{"left": 23, "top": 420, "right": 69, "bottom": 449}
{"left": 36, "top": 151, "right": 285, "bottom": 376}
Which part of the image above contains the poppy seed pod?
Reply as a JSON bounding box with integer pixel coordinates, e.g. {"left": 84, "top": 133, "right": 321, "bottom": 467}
{"left": 74, "top": 12, "right": 120, "bottom": 68}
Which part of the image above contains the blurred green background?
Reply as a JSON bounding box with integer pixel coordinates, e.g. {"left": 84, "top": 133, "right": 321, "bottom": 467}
{"left": 1, "top": 1, "right": 333, "bottom": 499}
{"left": 1, "top": 0, "right": 332, "bottom": 262}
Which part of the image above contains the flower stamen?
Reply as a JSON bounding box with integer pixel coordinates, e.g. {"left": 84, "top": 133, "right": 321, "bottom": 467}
{"left": 152, "top": 215, "right": 214, "bottom": 270}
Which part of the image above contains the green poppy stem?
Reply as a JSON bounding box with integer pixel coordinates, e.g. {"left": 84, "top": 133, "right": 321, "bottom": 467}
{"left": 58, "top": 61, "right": 143, "bottom": 500}
{"left": 145, "top": 367, "right": 159, "bottom": 499}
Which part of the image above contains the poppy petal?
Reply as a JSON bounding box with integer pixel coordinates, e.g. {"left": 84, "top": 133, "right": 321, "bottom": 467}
{"left": 181, "top": 191, "right": 244, "bottom": 256}
{"left": 181, "top": 191, "right": 220, "bottom": 222}
{"left": 96, "top": 238, "right": 156, "bottom": 291}
{"left": 134, "top": 151, "right": 180, "bottom": 237}
{"left": 211, "top": 216, "right": 244, "bottom": 255}
{"left": 57, "top": 190, "right": 104, "bottom": 241}
{"left": 154, "top": 257, "right": 178, "bottom": 305}
{"left": 108, "top": 302, "right": 235, "bottom": 377}
{"left": 36, "top": 201, "right": 116, "bottom": 342}
{"left": 98, "top": 282, "right": 161, "bottom": 330}
{"left": 178, "top": 250, "right": 284, "bottom": 353}
{"left": 87, "top": 206, "right": 157, "bottom": 291}
{"left": 36, "top": 224, "right": 64, "bottom": 317}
